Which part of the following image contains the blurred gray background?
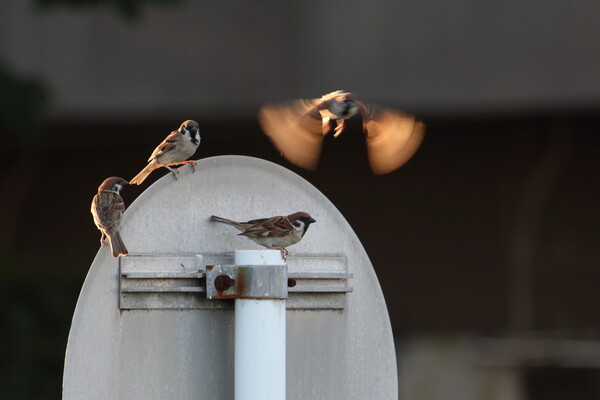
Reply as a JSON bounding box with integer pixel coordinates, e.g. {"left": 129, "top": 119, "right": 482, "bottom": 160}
{"left": 0, "top": 1, "right": 599, "bottom": 399}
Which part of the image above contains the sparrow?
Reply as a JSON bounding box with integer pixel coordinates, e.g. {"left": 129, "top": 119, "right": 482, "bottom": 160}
{"left": 258, "top": 90, "right": 425, "bottom": 175}
{"left": 210, "top": 212, "right": 316, "bottom": 259}
{"left": 91, "top": 177, "right": 129, "bottom": 257}
{"left": 130, "top": 120, "right": 201, "bottom": 185}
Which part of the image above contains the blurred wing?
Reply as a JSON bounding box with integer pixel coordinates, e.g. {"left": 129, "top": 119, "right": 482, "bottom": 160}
{"left": 319, "top": 90, "right": 347, "bottom": 102}
{"left": 364, "top": 108, "right": 425, "bottom": 175}
{"left": 258, "top": 99, "right": 324, "bottom": 171}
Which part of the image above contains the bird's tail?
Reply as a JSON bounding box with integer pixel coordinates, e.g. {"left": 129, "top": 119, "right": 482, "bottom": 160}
{"left": 108, "top": 231, "right": 128, "bottom": 257}
{"left": 130, "top": 162, "right": 157, "bottom": 185}
{"left": 210, "top": 215, "right": 237, "bottom": 225}
{"left": 210, "top": 215, "right": 246, "bottom": 231}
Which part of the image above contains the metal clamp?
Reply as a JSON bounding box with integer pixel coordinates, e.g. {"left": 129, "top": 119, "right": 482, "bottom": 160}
{"left": 205, "top": 265, "right": 288, "bottom": 300}
{"left": 119, "top": 253, "right": 352, "bottom": 310}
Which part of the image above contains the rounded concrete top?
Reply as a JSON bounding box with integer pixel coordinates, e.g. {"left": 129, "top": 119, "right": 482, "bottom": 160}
{"left": 64, "top": 155, "right": 397, "bottom": 400}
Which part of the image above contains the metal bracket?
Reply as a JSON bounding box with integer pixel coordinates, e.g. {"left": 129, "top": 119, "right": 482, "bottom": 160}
{"left": 205, "top": 265, "right": 288, "bottom": 299}
{"left": 119, "top": 253, "right": 352, "bottom": 310}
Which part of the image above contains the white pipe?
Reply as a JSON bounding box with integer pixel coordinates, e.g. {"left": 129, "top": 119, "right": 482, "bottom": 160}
{"left": 234, "top": 250, "right": 286, "bottom": 400}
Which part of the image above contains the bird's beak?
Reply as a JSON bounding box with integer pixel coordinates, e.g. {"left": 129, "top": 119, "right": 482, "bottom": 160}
{"left": 308, "top": 217, "right": 316, "bottom": 223}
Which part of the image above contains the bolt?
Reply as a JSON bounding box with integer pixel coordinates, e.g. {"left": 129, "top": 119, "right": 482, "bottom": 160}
{"left": 214, "top": 275, "right": 235, "bottom": 292}
{"left": 287, "top": 278, "right": 297, "bottom": 288}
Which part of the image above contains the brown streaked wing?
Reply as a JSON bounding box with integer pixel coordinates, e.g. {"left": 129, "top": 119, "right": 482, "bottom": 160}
{"left": 95, "top": 192, "right": 124, "bottom": 230}
{"left": 241, "top": 216, "right": 293, "bottom": 238}
{"left": 113, "top": 194, "right": 126, "bottom": 212}
{"left": 148, "top": 131, "right": 180, "bottom": 162}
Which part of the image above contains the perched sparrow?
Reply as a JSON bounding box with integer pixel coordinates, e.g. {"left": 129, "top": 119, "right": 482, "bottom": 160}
{"left": 258, "top": 90, "right": 425, "bottom": 174}
{"left": 91, "top": 177, "right": 129, "bottom": 257}
{"left": 130, "top": 120, "right": 201, "bottom": 185}
{"left": 210, "top": 212, "right": 316, "bottom": 259}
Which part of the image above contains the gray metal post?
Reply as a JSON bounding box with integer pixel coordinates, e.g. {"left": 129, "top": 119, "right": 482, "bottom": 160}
{"left": 234, "top": 250, "right": 286, "bottom": 400}
{"left": 205, "top": 249, "right": 288, "bottom": 400}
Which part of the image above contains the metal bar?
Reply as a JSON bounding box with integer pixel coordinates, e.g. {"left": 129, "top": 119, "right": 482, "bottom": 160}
{"left": 234, "top": 250, "right": 286, "bottom": 400}
{"left": 122, "top": 272, "right": 205, "bottom": 279}
{"left": 288, "top": 286, "right": 353, "bottom": 293}
{"left": 288, "top": 272, "right": 353, "bottom": 279}
{"left": 121, "top": 287, "right": 205, "bottom": 293}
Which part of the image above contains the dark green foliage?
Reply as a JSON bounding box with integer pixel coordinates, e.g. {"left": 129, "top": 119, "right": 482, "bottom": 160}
{"left": 0, "top": 65, "right": 48, "bottom": 136}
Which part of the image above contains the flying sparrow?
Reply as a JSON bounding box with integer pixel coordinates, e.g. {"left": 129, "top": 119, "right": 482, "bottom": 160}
{"left": 210, "top": 212, "right": 316, "bottom": 259}
{"left": 130, "top": 120, "right": 201, "bottom": 185}
{"left": 258, "top": 90, "right": 425, "bottom": 174}
{"left": 91, "top": 177, "right": 129, "bottom": 257}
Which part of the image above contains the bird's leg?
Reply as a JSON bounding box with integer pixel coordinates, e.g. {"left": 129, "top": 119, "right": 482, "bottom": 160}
{"left": 175, "top": 160, "right": 197, "bottom": 172}
{"left": 100, "top": 233, "right": 108, "bottom": 246}
{"left": 270, "top": 247, "right": 289, "bottom": 261}
{"left": 165, "top": 165, "right": 179, "bottom": 180}
{"left": 333, "top": 120, "right": 346, "bottom": 138}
